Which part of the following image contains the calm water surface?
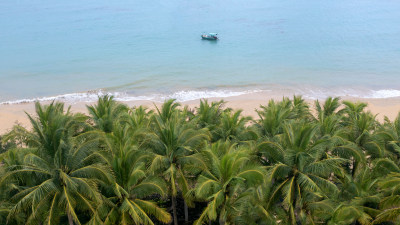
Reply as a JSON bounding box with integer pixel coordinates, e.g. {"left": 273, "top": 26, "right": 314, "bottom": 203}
{"left": 1, "top": 0, "right": 400, "bottom": 102}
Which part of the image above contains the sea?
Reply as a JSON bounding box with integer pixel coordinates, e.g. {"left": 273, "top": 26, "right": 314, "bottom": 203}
{"left": 1, "top": 0, "right": 400, "bottom": 104}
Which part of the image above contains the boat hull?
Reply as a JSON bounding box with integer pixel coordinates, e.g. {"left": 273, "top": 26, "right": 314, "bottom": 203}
{"left": 201, "top": 35, "right": 218, "bottom": 40}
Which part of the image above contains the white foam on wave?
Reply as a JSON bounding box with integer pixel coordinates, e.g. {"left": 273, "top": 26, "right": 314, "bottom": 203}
{"left": 163, "top": 90, "right": 260, "bottom": 102}
{"left": 0, "top": 89, "right": 260, "bottom": 105}
{"left": 0, "top": 90, "right": 156, "bottom": 105}
{"left": 368, "top": 89, "right": 400, "bottom": 98}
{"left": 299, "top": 88, "right": 361, "bottom": 100}
{"left": 5, "top": 87, "right": 398, "bottom": 105}
{"left": 301, "top": 88, "right": 400, "bottom": 100}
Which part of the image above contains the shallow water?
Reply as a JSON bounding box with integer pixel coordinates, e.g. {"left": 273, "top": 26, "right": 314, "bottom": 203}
{"left": 1, "top": 0, "right": 400, "bottom": 103}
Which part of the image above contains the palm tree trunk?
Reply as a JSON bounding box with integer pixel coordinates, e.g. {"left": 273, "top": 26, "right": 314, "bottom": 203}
{"left": 184, "top": 200, "right": 189, "bottom": 223}
{"left": 68, "top": 213, "right": 74, "bottom": 225}
{"left": 172, "top": 196, "right": 178, "bottom": 225}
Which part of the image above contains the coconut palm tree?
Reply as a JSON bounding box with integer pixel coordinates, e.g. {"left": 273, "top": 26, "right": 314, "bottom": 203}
{"left": 87, "top": 95, "right": 129, "bottom": 133}
{"left": 343, "top": 111, "right": 380, "bottom": 154}
{"left": 376, "top": 112, "right": 400, "bottom": 161}
{"left": 0, "top": 102, "right": 113, "bottom": 225}
{"left": 234, "top": 181, "right": 289, "bottom": 225}
{"left": 123, "top": 106, "right": 153, "bottom": 133}
{"left": 255, "top": 96, "right": 311, "bottom": 139}
{"left": 192, "top": 141, "right": 265, "bottom": 225}
{"left": 5, "top": 95, "right": 400, "bottom": 224}
{"left": 326, "top": 166, "right": 381, "bottom": 225}
{"left": 309, "top": 153, "right": 398, "bottom": 224}
{"left": 291, "top": 95, "right": 313, "bottom": 121}
{"left": 97, "top": 124, "right": 171, "bottom": 225}
{"left": 119, "top": 106, "right": 154, "bottom": 148}
{"left": 338, "top": 102, "right": 385, "bottom": 179}
{"left": 373, "top": 172, "right": 400, "bottom": 224}
{"left": 0, "top": 148, "right": 33, "bottom": 225}
{"left": 259, "top": 121, "right": 345, "bottom": 224}
{"left": 195, "top": 99, "right": 227, "bottom": 141}
{"left": 146, "top": 99, "right": 210, "bottom": 225}
{"left": 255, "top": 99, "right": 294, "bottom": 138}
{"left": 0, "top": 134, "right": 17, "bottom": 153}
{"left": 340, "top": 101, "right": 380, "bottom": 153}
{"left": 214, "top": 109, "right": 254, "bottom": 142}
{"left": 315, "top": 97, "right": 342, "bottom": 121}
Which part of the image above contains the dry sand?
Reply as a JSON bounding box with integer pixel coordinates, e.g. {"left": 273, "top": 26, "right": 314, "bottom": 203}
{"left": 1, "top": 91, "right": 400, "bottom": 134}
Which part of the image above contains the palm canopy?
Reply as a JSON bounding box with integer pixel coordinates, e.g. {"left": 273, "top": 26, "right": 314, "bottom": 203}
{"left": 121, "top": 106, "right": 153, "bottom": 143}
{"left": 0, "top": 102, "right": 113, "bottom": 225}
{"left": 256, "top": 98, "right": 294, "bottom": 138}
{"left": 373, "top": 172, "right": 400, "bottom": 224}
{"left": 315, "top": 97, "right": 342, "bottom": 121}
{"left": 4, "top": 96, "right": 400, "bottom": 224}
{"left": 87, "top": 95, "right": 129, "bottom": 133}
{"left": 146, "top": 99, "right": 210, "bottom": 225}
{"left": 214, "top": 109, "right": 255, "bottom": 142}
{"left": 195, "top": 99, "right": 227, "bottom": 141}
{"left": 146, "top": 100, "right": 209, "bottom": 194}
{"left": 341, "top": 102, "right": 378, "bottom": 147}
{"left": 313, "top": 97, "right": 346, "bottom": 138}
{"left": 195, "top": 99, "right": 226, "bottom": 128}
{"left": 325, "top": 165, "right": 383, "bottom": 225}
{"left": 260, "top": 121, "right": 346, "bottom": 224}
{"left": 376, "top": 112, "right": 400, "bottom": 161}
{"left": 0, "top": 148, "right": 34, "bottom": 225}
{"left": 193, "top": 141, "right": 265, "bottom": 225}
{"left": 97, "top": 124, "right": 171, "bottom": 225}
{"left": 234, "top": 182, "right": 287, "bottom": 225}
{"left": 255, "top": 96, "right": 312, "bottom": 139}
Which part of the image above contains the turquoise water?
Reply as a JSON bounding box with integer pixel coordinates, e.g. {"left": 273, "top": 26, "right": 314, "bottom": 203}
{"left": 1, "top": 0, "right": 400, "bottom": 102}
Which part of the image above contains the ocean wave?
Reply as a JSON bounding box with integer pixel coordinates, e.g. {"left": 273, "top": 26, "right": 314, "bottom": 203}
{"left": 301, "top": 88, "right": 400, "bottom": 100}
{"left": 368, "top": 89, "right": 400, "bottom": 98}
{"left": 2, "top": 88, "right": 400, "bottom": 105}
{"left": 0, "top": 89, "right": 260, "bottom": 105}
{"left": 163, "top": 90, "right": 261, "bottom": 102}
{"left": 0, "top": 91, "right": 155, "bottom": 105}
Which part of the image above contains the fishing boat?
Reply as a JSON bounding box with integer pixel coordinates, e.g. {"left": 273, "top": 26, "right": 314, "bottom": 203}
{"left": 201, "top": 33, "right": 218, "bottom": 40}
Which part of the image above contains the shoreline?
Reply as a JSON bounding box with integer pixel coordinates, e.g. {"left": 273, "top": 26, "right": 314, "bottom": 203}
{"left": 3, "top": 86, "right": 400, "bottom": 105}
{"left": 2, "top": 91, "right": 400, "bottom": 135}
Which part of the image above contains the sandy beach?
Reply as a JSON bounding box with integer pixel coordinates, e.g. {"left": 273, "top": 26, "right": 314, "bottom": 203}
{"left": 1, "top": 91, "right": 400, "bottom": 135}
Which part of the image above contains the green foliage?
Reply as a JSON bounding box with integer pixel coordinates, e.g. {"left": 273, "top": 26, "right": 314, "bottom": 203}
{"left": 0, "top": 102, "right": 111, "bottom": 225}
{"left": 0, "top": 135, "right": 17, "bottom": 154}
{"left": 192, "top": 142, "right": 265, "bottom": 224}
{"left": 87, "top": 95, "right": 129, "bottom": 133}
{"left": 98, "top": 124, "right": 171, "bottom": 225}
{"left": 1, "top": 96, "right": 400, "bottom": 224}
